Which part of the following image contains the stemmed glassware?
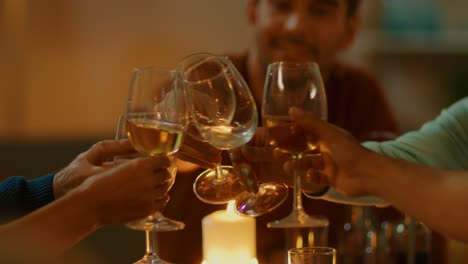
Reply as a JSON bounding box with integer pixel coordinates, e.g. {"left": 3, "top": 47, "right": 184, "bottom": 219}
{"left": 122, "top": 65, "right": 187, "bottom": 263}
{"left": 263, "top": 61, "right": 329, "bottom": 228}
{"left": 233, "top": 131, "right": 290, "bottom": 217}
{"left": 234, "top": 180, "right": 290, "bottom": 217}
{"left": 124, "top": 65, "right": 186, "bottom": 231}
{"left": 179, "top": 53, "right": 257, "bottom": 204}
{"left": 179, "top": 52, "right": 289, "bottom": 215}
{"left": 115, "top": 114, "right": 178, "bottom": 264}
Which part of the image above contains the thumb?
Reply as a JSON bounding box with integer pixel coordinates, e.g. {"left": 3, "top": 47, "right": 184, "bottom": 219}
{"left": 87, "top": 139, "right": 136, "bottom": 164}
{"left": 288, "top": 107, "right": 329, "bottom": 138}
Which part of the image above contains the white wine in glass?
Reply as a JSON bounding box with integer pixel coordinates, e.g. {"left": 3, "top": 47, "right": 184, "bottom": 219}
{"left": 115, "top": 114, "right": 178, "bottom": 264}
{"left": 263, "top": 115, "right": 318, "bottom": 154}
{"left": 179, "top": 52, "right": 256, "bottom": 204}
{"left": 126, "top": 115, "right": 184, "bottom": 156}
{"left": 263, "top": 61, "right": 329, "bottom": 229}
{"left": 125, "top": 65, "right": 187, "bottom": 232}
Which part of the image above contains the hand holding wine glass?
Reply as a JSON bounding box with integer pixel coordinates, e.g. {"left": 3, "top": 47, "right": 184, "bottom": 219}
{"left": 263, "top": 61, "right": 329, "bottom": 228}
{"left": 230, "top": 127, "right": 289, "bottom": 217}
{"left": 115, "top": 114, "right": 178, "bottom": 264}
{"left": 179, "top": 53, "right": 256, "bottom": 204}
{"left": 124, "top": 65, "right": 187, "bottom": 232}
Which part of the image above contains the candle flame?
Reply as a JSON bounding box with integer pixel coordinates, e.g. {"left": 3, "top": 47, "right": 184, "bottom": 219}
{"left": 226, "top": 200, "right": 236, "bottom": 215}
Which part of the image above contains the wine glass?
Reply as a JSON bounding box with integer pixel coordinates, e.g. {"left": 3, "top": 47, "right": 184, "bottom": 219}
{"left": 234, "top": 177, "right": 289, "bottom": 217}
{"left": 263, "top": 61, "right": 329, "bottom": 228}
{"left": 179, "top": 53, "right": 256, "bottom": 204}
{"left": 124, "top": 65, "right": 187, "bottom": 231}
{"left": 232, "top": 128, "right": 289, "bottom": 217}
{"left": 115, "top": 114, "right": 177, "bottom": 264}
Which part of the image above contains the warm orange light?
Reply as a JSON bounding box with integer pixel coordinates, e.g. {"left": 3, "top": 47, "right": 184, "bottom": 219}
{"left": 202, "top": 200, "right": 258, "bottom": 264}
{"left": 295, "top": 234, "right": 303, "bottom": 248}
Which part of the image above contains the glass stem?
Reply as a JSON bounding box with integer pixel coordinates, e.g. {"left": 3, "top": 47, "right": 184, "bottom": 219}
{"left": 213, "top": 163, "right": 226, "bottom": 184}
{"left": 145, "top": 230, "right": 159, "bottom": 258}
{"left": 292, "top": 154, "right": 304, "bottom": 213}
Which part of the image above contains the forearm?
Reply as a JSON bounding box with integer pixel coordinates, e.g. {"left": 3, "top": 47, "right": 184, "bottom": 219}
{"left": 0, "top": 187, "right": 100, "bottom": 262}
{"left": 364, "top": 153, "right": 468, "bottom": 242}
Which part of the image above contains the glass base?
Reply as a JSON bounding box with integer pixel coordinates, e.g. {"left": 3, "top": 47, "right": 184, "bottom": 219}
{"left": 193, "top": 165, "right": 247, "bottom": 204}
{"left": 126, "top": 215, "right": 185, "bottom": 232}
{"left": 267, "top": 210, "right": 329, "bottom": 228}
{"left": 235, "top": 182, "right": 288, "bottom": 217}
{"left": 133, "top": 254, "right": 173, "bottom": 264}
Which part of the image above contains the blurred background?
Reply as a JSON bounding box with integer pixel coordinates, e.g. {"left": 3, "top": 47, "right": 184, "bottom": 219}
{"left": 1, "top": 0, "right": 467, "bottom": 263}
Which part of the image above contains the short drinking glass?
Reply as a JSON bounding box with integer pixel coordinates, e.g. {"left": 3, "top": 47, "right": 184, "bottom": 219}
{"left": 288, "top": 247, "right": 336, "bottom": 264}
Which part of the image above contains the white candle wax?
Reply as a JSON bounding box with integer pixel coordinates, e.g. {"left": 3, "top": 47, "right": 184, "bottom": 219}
{"left": 202, "top": 202, "right": 257, "bottom": 264}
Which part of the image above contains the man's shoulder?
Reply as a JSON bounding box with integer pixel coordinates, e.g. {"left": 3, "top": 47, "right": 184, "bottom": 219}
{"left": 223, "top": 51, "right": 248, "bottom": 72}
{"left": 331, "top": 62, "right": 381, "bottom": 90}
{"left": 223, "top": 51, "right": 248, "bottom": 62}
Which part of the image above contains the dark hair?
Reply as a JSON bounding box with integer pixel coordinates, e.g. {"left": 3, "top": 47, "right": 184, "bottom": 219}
{"left": 347, "top": 0, "right": 361, "bottom": 17}
{"left": 255, "top": 0, "right": 361, "bottom": 17}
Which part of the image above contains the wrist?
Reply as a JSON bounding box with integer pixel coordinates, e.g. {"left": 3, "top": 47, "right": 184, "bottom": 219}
{"left": 71, "top": 183, "right": 104, "bottom": 230}
{"left": 357, "top": 147, "right": 388, "bottom": 196}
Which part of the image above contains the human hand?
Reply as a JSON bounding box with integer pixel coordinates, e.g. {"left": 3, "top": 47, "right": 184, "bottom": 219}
{"left": 230, "top": 127, "right": 329, "bottom": 194}
{"left": 282, "top": 152, "right": 331, "bottom": 194}
{"left": 177, "top": 133, "right": 222, "bottom": 170}
{"left": 288, "top": 107, "right": 375, "bottom": 197}
{"left": 75, "top": 154, "right": 175, "bottom": 226}
{"left": 53, "top": 139, "right": 137, "bottom": 199}
{"left": 230, "top": 127, "right": 290, "bottom": 188}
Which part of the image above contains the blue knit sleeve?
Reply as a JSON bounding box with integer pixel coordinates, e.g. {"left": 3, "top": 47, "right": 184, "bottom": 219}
{"left": 0, "top": 174, "right": 55, "bottom": 218}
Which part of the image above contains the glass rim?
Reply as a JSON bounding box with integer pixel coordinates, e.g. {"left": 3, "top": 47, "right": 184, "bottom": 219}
{"left": 132, "top": 65, "right": 176, "bottom": 74}
{"left": 182, "top": 66, "right": 228, "bottom": 85}
{"left": 267, "top": 61, "right": 319, "bottom": 70}
{"left": 178, "top": 53, "right": 232, "bottom": 84}
{"left": 288, "top": 246, "right": 337, "bottom": 256}
{"left": 178, "top": 51, "right": 219, "bottom": 64}
{"left": 268, "top": 61, "right": 318, "bottom": 66}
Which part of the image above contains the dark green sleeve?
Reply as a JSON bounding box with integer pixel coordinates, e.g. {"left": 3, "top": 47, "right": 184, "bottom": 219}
{"left": 364, "top": 97, "right": 468, "bottom": 170}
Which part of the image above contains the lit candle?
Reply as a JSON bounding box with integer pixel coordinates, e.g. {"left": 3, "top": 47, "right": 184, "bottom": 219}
{"left": 202, "top": 201, "right": 258, "bottom": 264}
